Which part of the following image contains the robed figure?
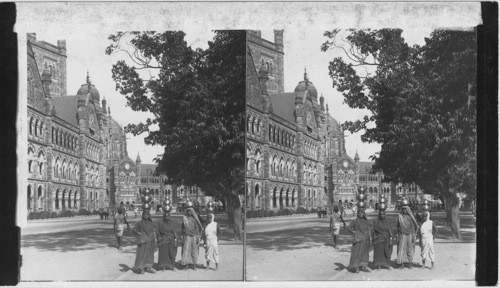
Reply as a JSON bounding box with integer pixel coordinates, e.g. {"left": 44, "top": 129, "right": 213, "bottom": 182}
{"left": 156, "top": 212, "right": 178, "bottom": 271}
{"left": 345, "top": 209, "right": 373, "bottom": 273}
{"left": 396, "top": 205, "right": 418, "bottom": 269}
{"left": 181, "top": 207, "right": 203, "bottom": 269}
{"left": 372, "top": 210, "right": 394, "bottom": 270}
{"left": 133, "top": 210, "right": 156, "bottom": 274}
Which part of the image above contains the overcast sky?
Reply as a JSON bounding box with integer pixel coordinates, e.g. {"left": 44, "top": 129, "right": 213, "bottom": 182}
{"left": 22, "top": 27, "right": 214, "bottom": 164}
{"left": 260, "top": 28, "right": 434, "bottom": 161}
{"left": 17, "top": 2, "right": 481, "bottom": 164}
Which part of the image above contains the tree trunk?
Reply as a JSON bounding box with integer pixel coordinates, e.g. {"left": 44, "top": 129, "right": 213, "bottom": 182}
{"left": 445, "top": 193, "right": 461, "bottom": 239}
{"left": 226, "top": 194, "right": 243, "bottom": 241}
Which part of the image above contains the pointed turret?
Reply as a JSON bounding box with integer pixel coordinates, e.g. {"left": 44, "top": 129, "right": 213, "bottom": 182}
{"left": 320, "top": 93, "right": 325, "bottom": 111}
{"left": 354, "top": 150, "right": 360, "bottom": 162}
{"left": 136, "top": 153, "right": 142, "bottom": 164}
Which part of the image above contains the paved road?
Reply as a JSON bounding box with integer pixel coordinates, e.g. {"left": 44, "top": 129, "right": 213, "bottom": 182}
{"left": 20, "top": 212, "right": 243, "bottom": 281}
{"left": 245, "top": 210, "right": 476, "bottom": 281}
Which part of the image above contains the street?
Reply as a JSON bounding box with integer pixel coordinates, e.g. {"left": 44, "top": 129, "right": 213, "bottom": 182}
{"left": 20, "top": 211, "right": 243, "bottom": 281}
{"left": 246, "top": 210, "right": 476, "bottom": 281}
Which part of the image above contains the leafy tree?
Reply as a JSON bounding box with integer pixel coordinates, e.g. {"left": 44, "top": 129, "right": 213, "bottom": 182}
{"left": 322, "top": 29, "right": 476, "bottom": 238}
{"left": 106, "top": 31, "right": 246, "bottom": 240}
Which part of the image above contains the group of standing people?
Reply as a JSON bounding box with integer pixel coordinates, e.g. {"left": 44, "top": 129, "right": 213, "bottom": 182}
{"left": 113, "top": 205, "right": 221, "bottom": 274}
{"left": 330, "top": 205, "right": 437, "bottom": 273}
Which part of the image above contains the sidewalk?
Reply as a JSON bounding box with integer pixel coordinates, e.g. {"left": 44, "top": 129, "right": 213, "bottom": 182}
{"left": 246, "top": 210, "right": 476, "bottom": 281}
{"left": 21, "top": 216, "right": 242, "bottom": 281}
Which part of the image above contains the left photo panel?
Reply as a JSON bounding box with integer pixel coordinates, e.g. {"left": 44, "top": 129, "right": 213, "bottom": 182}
{"left": 19, "top": 3, "right": 246, "bottom": 281}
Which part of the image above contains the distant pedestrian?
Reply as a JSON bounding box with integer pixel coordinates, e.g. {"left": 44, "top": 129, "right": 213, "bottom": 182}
{"left": 396, "top": 206, "right": 418, "bottom": 269}
{"left": 345, "top": 209, "right": 372, "bottom": 273}
{"left": 156, "top": 211, "right": 178, "bottom": 271}
{"left": 181, "top": 207, "right": 203, "bottom": 270}
{"left": 419, "top": 211, "right": 437, "bottom": 269}
{"left": 132, "top": 210, "right": 156, "bottom": 274}
{"left": 113, "top": 206, "right": 130, "bottom": 250}
{"left": 134, "top": 207, "right": 139, "bottom": 218}
{"left": 352, "top": 205, "right": 358, "bottom": 217}
{"left": 329, "top": 206, "right": 342, "bottom": 249}
{"left": 372, "top": 210, "right": 394, "bottom": 270}
{"left": 203, "top": 213, "right": 221, "bottom": 270}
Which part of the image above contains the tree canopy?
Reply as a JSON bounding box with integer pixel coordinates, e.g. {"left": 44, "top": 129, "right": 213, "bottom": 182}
{"left": 322, "top": 29, "right": 477, "bottom": 238}
{"left": 106, "top": 30, "right": 246, "bottom": 238}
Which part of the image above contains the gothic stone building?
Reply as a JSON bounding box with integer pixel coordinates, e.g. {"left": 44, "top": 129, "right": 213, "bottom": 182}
{"left": 246, "top": 31, "right": 393, "bottom": 211}
{"left": 27, "top": 33, "right": 108, "bottom": 212}
{"left": 26, "top": 34, "right": 205, "bottom": 214}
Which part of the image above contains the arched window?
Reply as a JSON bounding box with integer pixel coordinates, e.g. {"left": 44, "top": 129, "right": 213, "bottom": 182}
{"left": 272, "top": 187, "right": 277, "bottom": 208}
{"left": 29, "top": 117, "right": 33, "bottom": 135}
{"left": 55, "top": 189, "right": 60, "bottom": 210}
{"left": 286, "top": 188, "right": 290, "bottom": 207}
{"left": 68, "top": 191, "right": 72, "bottom": 208}
{"left": 279, "top": 188, "right": 284, "bottom": 208}
{"left": 254, "top": 184, "right": 260, "bottom": 208}
{"left": 62, "top": 190, "right": 67, "bottom": 210}
{"left": 74, "top": 191, "right": 78, "bottom": 208}
{"left": 37, "top": 185, "right": 43, "bottom": 210}
{"left": 27, "top": 185, "right": 32, "bottom": 211}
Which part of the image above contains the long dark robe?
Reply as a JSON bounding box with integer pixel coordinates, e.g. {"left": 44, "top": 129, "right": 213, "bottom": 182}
{"left": 156, "top": 220, "right": 178, "bottom": 269}
{"left": 372, "top": 219, "right": 393, "bottom": 268}
{"left": 181, "top": 212, "right": 202, "bottom": 266}
{"left": 346, "top": 218, "right": 372, "bottom": 268}
{"left": 397, "top": 211, "right": 417, "bottom": 264}
{"left": 133, "top": 219, "right": 156, "bottom": 270}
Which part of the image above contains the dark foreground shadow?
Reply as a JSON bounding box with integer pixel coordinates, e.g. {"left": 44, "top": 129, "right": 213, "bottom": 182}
{"left": 119, "top": 264, "right": 132, "bottom": 272}
{"left": 334, "top": 262, "right": 347, "bottom": 271}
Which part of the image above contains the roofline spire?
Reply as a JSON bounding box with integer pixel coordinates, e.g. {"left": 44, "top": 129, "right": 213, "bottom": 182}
{"left": 86, "top": 70, "right": 91, "bottom": 86}
{"left": 304, "top": 67, "right": 309, "bottom": 82}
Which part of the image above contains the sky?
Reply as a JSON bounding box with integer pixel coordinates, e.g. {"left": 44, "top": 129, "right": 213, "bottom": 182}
{"left": 16, "top": 2, "right": 481, "bottom": 164}
{"left": 260, "top": 28, "right": 433, "bottom": 162}
{"left": 23, "top": 28, "right": 214, "bottom": 164}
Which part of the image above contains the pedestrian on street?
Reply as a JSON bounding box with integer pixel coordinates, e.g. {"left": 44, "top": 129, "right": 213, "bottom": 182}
{"left": 180, "top": 206, "right": 203, "bottom": 270}
{"left": 203, "top": 213, "right": 221, "bottom": 271}
{"left": 113, "top": 206, "right": 130, "bottom": 250}
{"left": 345, "top": 208, "right": 373, "bottom": 273}
{"left": 134, "top": 207, "right": 139, "bottom": 218}
{"left": 396, "top": 205, "right": 419, "bottom": 269}
{"left": 372, "top": 210, "right": 394, "bottom": 270}
{"left": 329, "top": 206, "right": 342, "bottom": 249}
{"left": 352, "top": 205, "right": 358, "bottom": 217}
{"left": 419, "top": 211, "right": 437, "bottom": 269}
{"left": 156, "top": 211, "right": 178, "bottom": 271}
{"left": 132, "top": 210, "right": 156, "bottom": 274}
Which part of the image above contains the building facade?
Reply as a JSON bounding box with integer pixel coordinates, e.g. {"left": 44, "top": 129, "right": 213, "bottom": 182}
{"left": 246, "top": 31, "right": 398, "bottom": 211}
{"left": 26, "top": 34, "right": 207, "bottom": 214}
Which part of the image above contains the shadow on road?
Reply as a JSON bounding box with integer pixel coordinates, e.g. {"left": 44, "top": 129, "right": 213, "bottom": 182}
{"left": 247, "top": 211, "right": 475, "bottom": 252}
{"left": 22, "top": 226, "right": 141, "bottom": 253}
{"left": 119, "top": 264, "right": 132, "bottom": 272}
{"left": 22, "top": 213, "right": 238, "bottom": 253}
{"left": 247, "top": 225, "right": 356, "bottom": 252}
{"left": 334, "top": 262, "right": 347, "bottom": 271}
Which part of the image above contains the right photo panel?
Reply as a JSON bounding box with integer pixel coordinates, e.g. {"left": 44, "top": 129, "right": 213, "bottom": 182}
{"left": 245, "top": 27, "right": 477, "bottom": 281}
